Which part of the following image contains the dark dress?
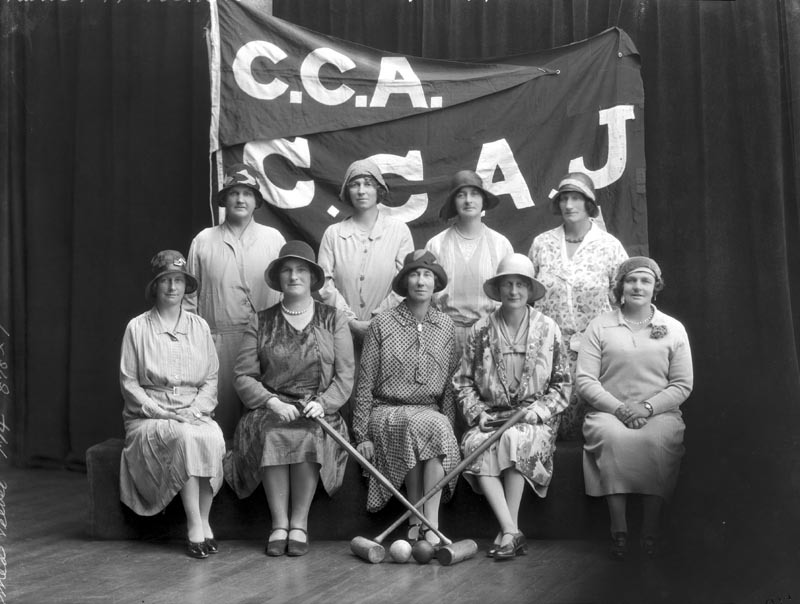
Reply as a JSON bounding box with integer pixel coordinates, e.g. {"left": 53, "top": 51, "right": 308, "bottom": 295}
{"left": 223, "top": 302, "right": 354, "bottom": 498}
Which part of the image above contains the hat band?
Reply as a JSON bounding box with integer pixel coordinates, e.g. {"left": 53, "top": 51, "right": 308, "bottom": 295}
{"left": 559, "top": 178, "right": 594, "bottom": 199}
{"left": 625, "top": 267, "right": 657, "bottom": 278}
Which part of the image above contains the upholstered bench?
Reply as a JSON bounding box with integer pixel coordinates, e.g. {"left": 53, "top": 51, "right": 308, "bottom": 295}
{"left": 86, "top": 438, "right": 604, "bottom": 541}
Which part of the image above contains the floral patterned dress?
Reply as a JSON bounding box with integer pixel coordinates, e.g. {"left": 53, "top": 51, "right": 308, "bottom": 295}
{"left": 453, "top": 308, "right": 571, "bottom": 497}
{"left": 528, "top": 223, "right": 627, "bottom": 440}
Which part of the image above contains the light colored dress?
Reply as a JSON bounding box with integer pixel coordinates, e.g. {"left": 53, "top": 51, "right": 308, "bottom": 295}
{"left": 577, "top": 307, "right": 693, "bottom": 498}
{"left": 119, "top": 309, "right": 226, "bottom": 516}
{"left": 185, "top": 220, "right": 285, "bottom": 438}
{"left": 223, "top": 302, "right": 354, "bottom": 498}
{"left": 425, "top": 224, "right": 514, "bottom": 356}
{"left": 528, "top": 222, "right": 628, "bottom": 439}
{"left": 317, "top": 210, "right": 413, "bottom": 321}
{"left": 353, "top": 301, "right": 460, "bottom": 512}
{"left": 454, "top": 308, "right": 571, "bottom": 497}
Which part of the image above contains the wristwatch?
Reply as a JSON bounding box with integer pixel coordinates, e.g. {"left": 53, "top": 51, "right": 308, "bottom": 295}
{"left": 643, "top": 401, "right": 654, "bottom": 417}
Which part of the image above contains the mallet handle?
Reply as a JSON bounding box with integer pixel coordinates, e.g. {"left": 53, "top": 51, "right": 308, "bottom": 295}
{"left": 310, "top": 412, "right": 452, "bottom": 546}
{"left": 375, "top": 405, "right": 529, "bottom": 542}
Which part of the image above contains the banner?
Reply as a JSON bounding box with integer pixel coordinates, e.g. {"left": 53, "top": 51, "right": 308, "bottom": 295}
{"left": 209, "top": 0, "right": 647, "bottom": 255}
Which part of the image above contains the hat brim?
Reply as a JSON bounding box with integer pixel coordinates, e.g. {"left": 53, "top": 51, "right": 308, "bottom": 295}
{"left": 264, "top": 255, "right": 325, "bottom": 293}
{"left": 217, "top": 184, "right": 265, "bottom": 207}
{"left": 145, "top": 270, "right": 198, "bottom": 302}
{"left": 439, "top": 186, "right": 500, "bottom": 220}
{"left": 392, "top": 263, "right": 448, "bottom": 297}
{"left": 483, "top": 274, "right": 546, "bottom": 304}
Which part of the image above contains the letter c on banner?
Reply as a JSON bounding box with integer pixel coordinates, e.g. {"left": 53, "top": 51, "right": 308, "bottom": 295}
{"left": 569, "top": 105, "right": 635, "bottom": 188}
{"left": 233, "top": 41, "right": 289, "bottom": 100}
{"left": 243, "top": 138, "right": 314, "bottom": 209}
{"left": 301, "top": 48, "right": 356, "bottom": 106}
{"left": 371, "top": 151, "right": 427, "bottom": 222}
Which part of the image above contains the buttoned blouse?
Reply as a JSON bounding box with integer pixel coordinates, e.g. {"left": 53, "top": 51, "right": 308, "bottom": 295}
{"left": 318, "top": 211, "right": 413, "bottom": 321}
{"left": 185, "top": 220, "right": 285, "bottom": 331}
{"left": 120, "top": 309, "right": 219, "bottom": 427}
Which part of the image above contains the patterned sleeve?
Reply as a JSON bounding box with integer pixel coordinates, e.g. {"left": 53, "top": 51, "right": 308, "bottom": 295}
{"left": 524, "top": 324, "right": 571, "bottom": 424}
{"left": 317, "top": 309, "right": 355, "bottom": 413}
{"left": 528, "top": 236, "right": 541, "bottom": 275}
{"left": 190, "top": 319, "right": 219, "bottom": 415}
{"left": 232, "top": 314, "right": 274, "bottom": 410}
{"left": 452, "top": 323, "right": 490, "bottom": 426}
{"left": 119, "top": 320, "right": 169, "bottom": 420}
{"left": 353, "top": 318, "right": 381, "bottom": 443}
{"left": 438, "top": 320, "right": 459, "bottom": 427}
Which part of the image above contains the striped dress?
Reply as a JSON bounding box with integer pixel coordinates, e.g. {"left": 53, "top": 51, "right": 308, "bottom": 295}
{"left": 119, "top": 309, "right": 226, "bottom": 515}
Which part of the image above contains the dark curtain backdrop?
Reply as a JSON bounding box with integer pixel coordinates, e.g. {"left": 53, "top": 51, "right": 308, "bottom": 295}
{"left": 2, "top": 0, "right": 799, "bottom": 566}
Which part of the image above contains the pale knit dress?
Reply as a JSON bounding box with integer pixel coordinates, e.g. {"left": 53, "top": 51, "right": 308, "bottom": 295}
{"left": 425, "top": 224, "right": 514, "bottom": 356}
{"left": 119, "top": 309, "right": 226, "bottom": 515}
{"left": 576, "top": 307, "right": 693, "bottom": 498}
{"left": 529, "top": 222, "right": 628, "bottom": 440}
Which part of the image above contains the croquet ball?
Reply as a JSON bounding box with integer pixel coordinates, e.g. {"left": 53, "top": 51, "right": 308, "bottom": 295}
{"left": 411, "top": 539, "right": 435, "bottom": 564}
{"left": 389, "top": 539, "right": 412, "bottom": 563}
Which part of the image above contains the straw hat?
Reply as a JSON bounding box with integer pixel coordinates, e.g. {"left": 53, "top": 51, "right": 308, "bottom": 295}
{"left": 483, "top": 253, "right": 546, "bottom": 303}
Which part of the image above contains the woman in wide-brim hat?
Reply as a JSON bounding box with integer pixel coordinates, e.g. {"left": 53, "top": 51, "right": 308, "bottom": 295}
{"left": 527, "top": 171, "right": 628, "bottom": 441}
{"left": 425, "top": 170, "right": 513, "bottom": 357}
{"left": 577, "top": 256, "right": 693, "bottom": 560}
{"left": 120, "top": 250, "right": 226, "bottom": 560}
{"left": 352, "top": 250, "right": 461, "bottom": 546}
{"left": 453, "top": 253, "right": 571, "bottom": 560}
{"left": 224, "top": 241, "right": 354, "bottom": 558}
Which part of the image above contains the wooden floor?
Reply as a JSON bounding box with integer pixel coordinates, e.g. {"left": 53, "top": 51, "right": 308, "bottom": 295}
{"left": 2, "top": 465, "right": 797, "bottom": 604}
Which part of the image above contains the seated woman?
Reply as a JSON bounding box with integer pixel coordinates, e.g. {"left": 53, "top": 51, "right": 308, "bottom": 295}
{"left": 577, "top": 256, "right": 693, "bottom": 559}
{"left": 119, "top": 250, "right": 226, "bottom": 560}
{"left": 454, "top": 253, "right": 571, "bottom": 560}
{"left": 353, "top": 250, "right": 460, "bottom": 546}
{"left": 224, "top": 241, "right": 354, "bottom": 557}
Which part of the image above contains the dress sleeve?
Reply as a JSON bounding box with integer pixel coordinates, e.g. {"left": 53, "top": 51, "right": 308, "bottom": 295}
{"left": 528, "top": 237, "right": 541, "bottom": 275}
{"left": 190, "top": 320, "right": 219, "bottom": 415}
{"left": 317, "top": 228, "right": 357, "bottom": 321}
{"left": 353, "top": 319, "right": 381, "bottom": 443}
{"left": 524, "top": 325, "right": 571, "bottom": 423}
{"left": 232, "top": 314, "right": 274, "bottom": 410}
{"left": 438, "top": 322, "right": 459, "bottom": 427}
{"left": 317, "top": 309, "right": 355, "bottom": 413}
{"left": 119, "top": 321, "right": 170, "bottom": 420}
{"left": 648, "top": 323, "right": 694, "bottom": 414}
{"left": 576, "top": 319, "right": 625, "bottom": 413}
{"left": 453, "top": 324, "right": 490, "bottom": 426}
{"left": 370, "top": 224, "right": 414, "bottom": 317}
{"left": 183, "top": 237, "right": 200, "bottom": 314}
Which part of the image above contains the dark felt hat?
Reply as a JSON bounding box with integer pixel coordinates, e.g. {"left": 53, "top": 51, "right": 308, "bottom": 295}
{"left": 145, "top": 250, "right": 198, "bottom": 302}
{"left": 217, "top": 163, "right": 265, "bottom": 207}
{"left": 391, "top": 250, "right": 448, "bottom": 297}
{"left": 264, "top": 241, "right": 325, "bottom": 293}
{"left": 439, "top": 170, "right": 500, "bottom": 220}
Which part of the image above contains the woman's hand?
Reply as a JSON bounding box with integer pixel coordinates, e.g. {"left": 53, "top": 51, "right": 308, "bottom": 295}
{"left": 625, "top": 417, "right": 648, "bottom": 429}
{"left": 478, "top": 411, "right": 494, "bottom": 432}
{"left": 302, "top": 400, "right": 325, "bottom": 420}
{"left": 357, "top": 440, "right": 375, "bottom": 461}
{"left": 175, "top": 407, "right": 205, "bottom": 425}
{"left": 268, "top": 397, "right": 300, "bottom": 422}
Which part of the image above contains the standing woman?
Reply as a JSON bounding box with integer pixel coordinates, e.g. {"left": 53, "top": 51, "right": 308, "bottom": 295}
{"left": 186, "top": 163, "right": 286, "bottom": 439}
{"left": 454, "top": 254, "right": 571, "bottom": 560}
{"left": 577, "top": 257, "right": 693, "bottom": 559}
{"left": 224, "top": 241, "right": 354, "bottom": 557}
{"left": 120, "top": 250, "right": 226, "bottom": 559}
{"left": 353, "top": 251, "right": 460, "bottom": 545}
{"left": 425, "top": 170, "right": 513, "bottom": 357}
{"left": 528, "top": 172, "right": 628, "bottom": 440}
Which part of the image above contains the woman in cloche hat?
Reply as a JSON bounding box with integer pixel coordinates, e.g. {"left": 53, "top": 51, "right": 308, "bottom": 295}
{"left": 224, "top": 241, "right": 354, "bottom": 558}
{"left": 353, "top": 250, "right": 460, "bottom": 546}
{"left": 119, "top": 250, "right": 226, "bottom": 559}
{"left": 453, "top": 253, "right": 571, "bottom": 560}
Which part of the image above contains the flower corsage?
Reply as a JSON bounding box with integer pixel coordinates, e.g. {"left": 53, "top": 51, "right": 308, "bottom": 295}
{"left": 650, "top": 324, "right": 669, "bottom": 339}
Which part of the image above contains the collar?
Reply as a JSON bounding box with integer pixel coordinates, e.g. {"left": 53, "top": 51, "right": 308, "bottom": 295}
{"left": 221, "top": 217, "right": 256, "bottom": 244}
{"left": 393, "top": 300, "right": 446, "bottom": 328}
{"left": 148, "top": 307, "right": 189, "bottom": 335}
{"left": 337, "top": 210, "right": 387, "bottom": 240}
{"left": 560, "top": 221, "right": 601, "bottom": 245}
{"left": 612, "top": 304, "right": 664, "bottom": 328}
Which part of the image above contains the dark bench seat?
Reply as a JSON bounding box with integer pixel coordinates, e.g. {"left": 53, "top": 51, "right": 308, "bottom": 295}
{"left": 86, "top": 438, "right": 604, "bottom": 541}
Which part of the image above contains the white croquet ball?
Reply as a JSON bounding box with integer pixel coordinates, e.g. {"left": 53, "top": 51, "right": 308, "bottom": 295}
{"left": 389, "top": 539, "right": 413, "bottom": 563}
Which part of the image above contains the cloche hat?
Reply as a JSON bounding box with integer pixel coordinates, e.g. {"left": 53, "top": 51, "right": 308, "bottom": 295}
{"left": 483, "top": 253, "right": 546, "bottom": 303}
{"left": 145, "top": 250, "right": 198, "bottom": 302}
{"left": 264, "top": 241, "right": 325, "bottom": 293}
{"left": 439, "top": 170, "right": 500, "bottom": 221}
{"left": 217, "top": 163, "right": 265, "bottom": 207}
{"left": 391, "top": 250, "right": 448, "bottom": 297}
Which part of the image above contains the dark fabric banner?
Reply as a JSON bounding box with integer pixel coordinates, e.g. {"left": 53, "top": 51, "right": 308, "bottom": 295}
{"left": 211, "top": 0, "right": 647, "bottom": 255}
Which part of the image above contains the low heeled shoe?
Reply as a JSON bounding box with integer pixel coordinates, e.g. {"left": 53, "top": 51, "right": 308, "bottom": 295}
{"left": 610, "top": 531, "right": 628, "bottom": 560}
{"left": 640, "top": 535, "right": 659, "bottom": 559}
{"left": 204, "top": 538, "right": 219, "bottom": 554}
{"left": 266, "top": 528, "right": 288, "bottom": 557}
{"left": 287, "top": 528, "right": 309, "bottom": 557}
{"left": 494, "top": 532, "right": 527, "bottom": 560}
{"left": 186, "top": 540, "right": 209, "bottom": 559}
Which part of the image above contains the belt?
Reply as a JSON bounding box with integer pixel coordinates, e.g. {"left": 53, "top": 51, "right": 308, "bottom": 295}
{"left": 145, "top": 385, "right": 199, "bottom": 396}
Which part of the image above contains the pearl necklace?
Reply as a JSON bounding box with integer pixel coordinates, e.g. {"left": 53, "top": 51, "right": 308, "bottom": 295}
{"left": 281, "top": 300, "right": 313, "bottom": 316}
{"left": 623, "top": 307, "right": 654, "bottom": 326}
